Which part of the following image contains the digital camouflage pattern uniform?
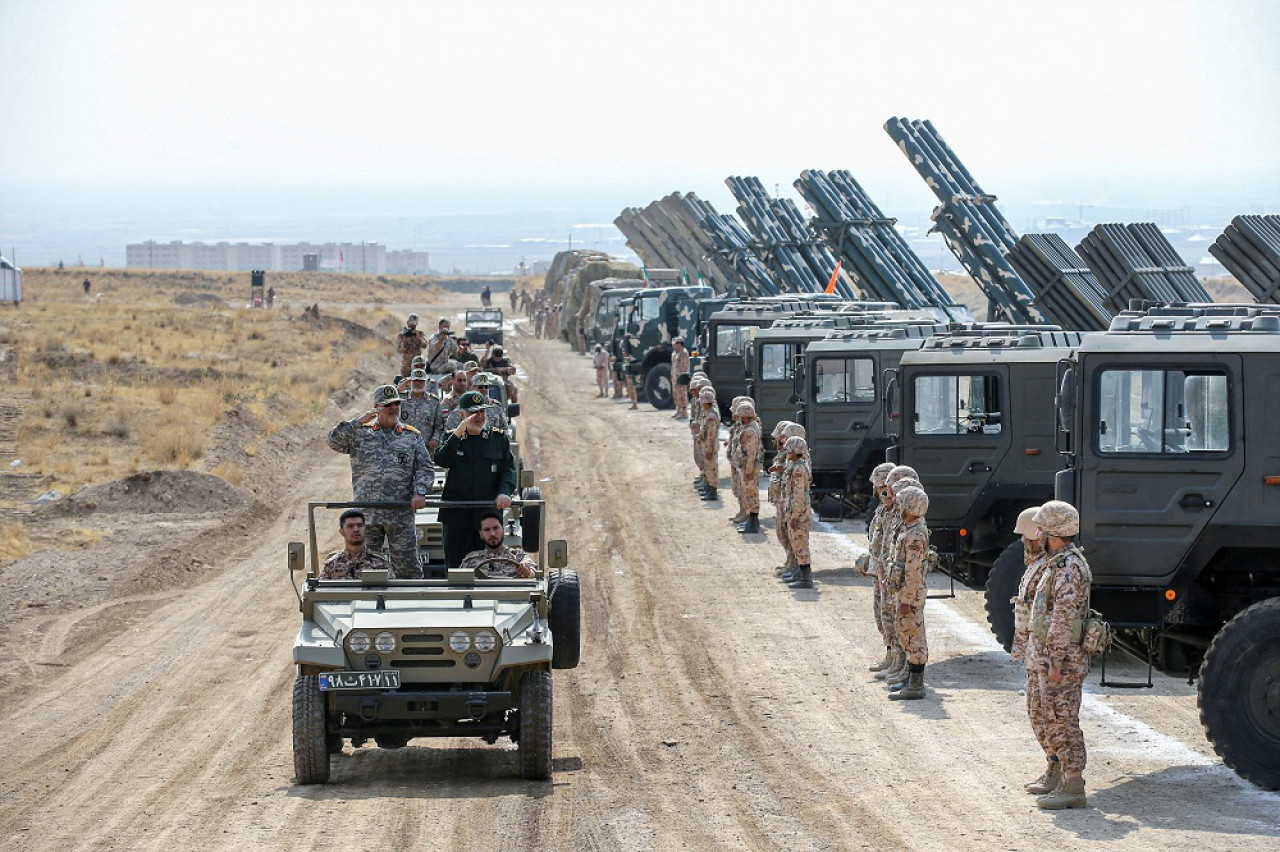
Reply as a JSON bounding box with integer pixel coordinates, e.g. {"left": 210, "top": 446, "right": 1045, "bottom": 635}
{"left": 780, "top": 441, "right": 812, "bottom": 565}
{"left": 327, "top": 418, "right": 433, "bottom": 579}
{"left": 320, "top": 547, "right": 390, "bottom": 580}
{"left": 400, "top": 393, "right": 444, "bottom": 449}
{"left": 459, "top": 544, "right": 536, "bottom": 579}
{"left": 397, "top": 326, "right": 427, "bottom": 375}
{"left": 1029, "top": 544, "right": 1092, "bottom": 775}
{"left": 424, "top": 330, "right": 458, "bottom": 373}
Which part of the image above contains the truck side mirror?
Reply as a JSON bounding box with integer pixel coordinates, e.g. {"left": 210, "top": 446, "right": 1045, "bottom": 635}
{"left": 547, "top": 540, "right": 569, "bottom": 571}
{"left": 288, "top": 541, "right": 305, "bottom": 574}
{"left": 507, "top": 402, "right": 520, "bottom": 419}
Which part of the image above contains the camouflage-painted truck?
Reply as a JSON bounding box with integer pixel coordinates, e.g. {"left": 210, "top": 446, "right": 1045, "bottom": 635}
{"left": 289, "top": 491, "right": 578, "bottom": 783}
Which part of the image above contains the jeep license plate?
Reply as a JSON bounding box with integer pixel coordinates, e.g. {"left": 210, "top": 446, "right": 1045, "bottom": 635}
{"left": 319, "top": 670, "right": 401, "bottom": 690}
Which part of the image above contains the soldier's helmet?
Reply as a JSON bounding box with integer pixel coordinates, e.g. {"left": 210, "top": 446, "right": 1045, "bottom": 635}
{"left": 1032, "top": 500, "right": 1079, "bottom": 537}
{"left": 871, "top": 461, "right": 896, "bottom": 487}
{"left": 783, "top": 436, "right": 808, "bottom": 455}
{"left": 886, "top": 465, "right": 919, "bottom": 486}
{"left": 779, "top": 422, "right": 806, "bottom": 440}
{"left": 372, "top": 385, "right": 402, "bottom": 407}
{"left": 409, "top": 369, "right": 428, "bottom": 382}
{"left": 458, "top": 390, "right": 488, "bottom": 412}
{"left": 897, "top": 486, "right": 929, "bottom": 517}
{"left": 673, "top": 337, "right": 684, "bottom": 346}
{"left": 699, "top": 388, "right": 717, "bottom": 404}
{"left": 407, "top": 313, "right": 419, "bottom": 326}
{"left": 1014, "top": 506, "right": 1042, "bottom": 538}
{"left": 737, "top": 401, "right": 756, "bottom": 417}
{"left": 772, "top": 420, "right": 794, "bottom": 438}
{"left": 892, "top": 476, "right": 922, "bottom": 494}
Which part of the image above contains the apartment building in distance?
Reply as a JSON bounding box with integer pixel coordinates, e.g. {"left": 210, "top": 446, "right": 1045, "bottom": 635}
{"left": 126, "top": 240, "right": 431, "bottom": 275}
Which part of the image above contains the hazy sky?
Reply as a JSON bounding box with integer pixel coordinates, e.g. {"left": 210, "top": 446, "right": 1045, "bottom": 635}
{"left": 1, "top": 0, "right": 1278, "bottom": 266}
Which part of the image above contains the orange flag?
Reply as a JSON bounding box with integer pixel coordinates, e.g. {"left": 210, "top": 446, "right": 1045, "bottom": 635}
{"left": 825, "top": 261, "right": 843, "bottom": 294}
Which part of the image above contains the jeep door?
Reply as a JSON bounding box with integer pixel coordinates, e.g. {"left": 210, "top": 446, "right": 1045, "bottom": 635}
{"left": 1077, "top": 353, "right": 1245, "bottom": 586}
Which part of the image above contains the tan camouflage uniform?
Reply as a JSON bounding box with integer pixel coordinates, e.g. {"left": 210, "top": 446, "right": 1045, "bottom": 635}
{"left": 397, "top": 327, "right": 427, "bottom": 375}
{"left": 892, "top": 515, "right": 930, "bottom": 665}
{"left": 459, "top": 543, "right": 536, "bottom": 579}
{"left": 780, "top": 449, "right": 812, "bottom": 564}
{"left": 699, "top": 401, "right": 721, "bottom": 488}
{"left": 866, "top": 502, "right": 889, "bottom": 641}
{"left": 735, "top": 418, "right": 762, "bottom": 515}
{"left": 671, "top": 346, "right": 691, "bottom": 416}
{"left": 320, "top": 547, "right": 390, "bottom": 580}
{"left": 327, "top": 418, "right": 433, "bottom": 579}
{"left": 424, "top": 330, "right": 458, "bottom": 373}
{"left": 1028, "top": 545, "right": 1092, "bottom": 774}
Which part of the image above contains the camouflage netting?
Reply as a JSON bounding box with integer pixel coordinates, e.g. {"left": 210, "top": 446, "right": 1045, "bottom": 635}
{"left": 577, "top": 277, "right": 644, "bottom": 330}
{"left": 541, "top": 251, "right": 640, "bottom": 338}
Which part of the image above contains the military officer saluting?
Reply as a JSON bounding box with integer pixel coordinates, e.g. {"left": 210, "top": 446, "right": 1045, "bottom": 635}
{"left": 327, "top": 385, "right": 434, "bottom": 579}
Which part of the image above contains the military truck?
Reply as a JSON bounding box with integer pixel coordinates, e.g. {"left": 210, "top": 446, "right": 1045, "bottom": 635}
{"left": 886, "top": 326, "right": 1082, "bottom": 592}
{"left": 612, "top": 285, "right": 716, "bottom": 409}
{"left": 464, "top": 309, "right": 504, "bottom": 346}
{"left": 797, "top": 322, "right": 946, "bottom": 516}
{"left": 1039, "top": 302, "right": 1280, "bottom": 789}
{"left": 578, "top": 279, "right": 642, "bottom": 351}
{"left": 290, "top": 490, "right": 577, "bottom": 784}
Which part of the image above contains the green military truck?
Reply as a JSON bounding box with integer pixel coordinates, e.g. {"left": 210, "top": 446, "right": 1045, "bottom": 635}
{"left": 888, "top": 326, "right": 1082, "bottom": 589}
{"left": 290, "top": 490, "right": 578, "bottom": 783}
{"left": 611, "top": 285, "right": 716, "bottom": 409}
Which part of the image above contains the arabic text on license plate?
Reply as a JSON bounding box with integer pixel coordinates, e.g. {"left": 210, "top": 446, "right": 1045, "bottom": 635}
{"left": 319, "top": 670, "right": 401, "bottom": 690}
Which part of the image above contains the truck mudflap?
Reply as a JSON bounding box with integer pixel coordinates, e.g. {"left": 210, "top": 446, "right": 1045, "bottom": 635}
{"left": 329, "top": 689, "right": 514, "bottom": 723}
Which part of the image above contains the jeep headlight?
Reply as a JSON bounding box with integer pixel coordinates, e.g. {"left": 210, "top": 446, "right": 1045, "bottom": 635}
{"left": 474, "top": 630, "right": 498, "bottom": 653}
{"left": 348, "top": 631, "right": 371, "bottom": 654}
{"left": 375, "top": 631, "right": 397, "bottom": 653}
{"left": 449, "top": 631, "right": 471, "bottom": 653}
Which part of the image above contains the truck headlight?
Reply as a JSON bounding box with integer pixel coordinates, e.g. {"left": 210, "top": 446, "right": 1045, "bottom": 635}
{"left": 449, "top": 631, "right": 471, "bottom": 653}
{"left": 348, "top": 631, "right": 371, "bottom": 653}
{"left": 474, "top": 630, "right": 498, "bottom": 652}
{"left": 375, "top": 631, "right": 397, "bottom": 653}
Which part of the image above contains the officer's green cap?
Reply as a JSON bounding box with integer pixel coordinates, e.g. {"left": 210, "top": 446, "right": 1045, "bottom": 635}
{"left": 458, "top": 390, "right": 488, "bottom": 412}
{"left": 373, "top": 385, "right": 402, "bottom": 407}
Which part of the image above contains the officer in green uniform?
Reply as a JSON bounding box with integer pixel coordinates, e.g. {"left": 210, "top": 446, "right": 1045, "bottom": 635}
{"left": 433, "top": 390, "right": 518, "bottom": 570}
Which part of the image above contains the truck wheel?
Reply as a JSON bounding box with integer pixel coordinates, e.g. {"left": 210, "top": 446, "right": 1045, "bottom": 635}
{"left": 643, "top": 363, "right": 674, "bottom": 410}
{"left": 549, "top": 570, "right": 581, "bottom": 669}
{"left": 292, "top": 675, "right": 331, "bottom": 784}
{"left": 521, "top": 486, "right": 542, "bottom": 552}
{"left": 375, "top": 735, "right": 409, "bottom": 749}
{"left": 984, "top": 540, "right": 1025, "bottom": 653}
{"left": 516, "top": 669, "right": 553, "bottom": 780}
{"left": 1198, "top": 597, "right": 1280, "bottom": 790}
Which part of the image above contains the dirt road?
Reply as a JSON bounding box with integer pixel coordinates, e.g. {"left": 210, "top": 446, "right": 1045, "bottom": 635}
{"left": 2, "top": 307, "right": 1278, "bottom": 851}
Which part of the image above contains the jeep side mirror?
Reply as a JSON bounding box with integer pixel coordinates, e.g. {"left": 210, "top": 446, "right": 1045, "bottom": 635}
{"left": 547, "top": 540, "right": 569, "bottom": 571}
{"left": 288, "top": 541, "right": 305, "bottom": 573}
{"left": 519, "top": 468, "right": 535, "bottom": 490}
{"left": 507, "top": 402, "right": 521, "bottom": 419}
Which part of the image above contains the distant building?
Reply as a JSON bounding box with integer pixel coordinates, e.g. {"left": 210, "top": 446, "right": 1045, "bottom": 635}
{"left": 386, "top": 250, "right": 432, "bottom": 275}
{"left": 126, "top": 240, "right": 395, "bottom": 274}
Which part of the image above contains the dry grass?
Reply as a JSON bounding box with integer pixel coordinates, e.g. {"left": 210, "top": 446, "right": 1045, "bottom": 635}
{"left": 1, "top": 267, "right": 420, "bottom": 496}
{"left": 0, "top": 522, "right": 32, "bottom": 561}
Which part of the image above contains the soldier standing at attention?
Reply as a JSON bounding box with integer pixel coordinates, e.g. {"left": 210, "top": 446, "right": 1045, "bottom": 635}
{"left": 725, "top": 398, "right": 747, "bottom": 522}
{"left": 780, "top": 436, "right": 813, "bottom": 589}
{"left": 425, "top": 317, "right": 459, "bottom": 374}
{"left": 773, "top": 422, "right": 806, "bottom": 582}
{"left": 697, "top": 387, "right": 721, "bottom": 501}
{"left": 671, "top": 338, "right": 691, "bottom": 419}
{"left": 397, "top": 314, "right": 427, "bottom": 377}
{"left": 864, "top": 462, "right": 898, "bottom": 673}
{"left": 1026, "top": 500, "right": 1092, "bottom": 810}
{"left": 320, "top": 509, "right": 391, "bottom": 580}
{"left": 434, "top": 391, "right": 518, "bottom": 571}
{"left": 888, "top": 486, "right": 931, "bottom": 700}
{"left": 1009, "top": 507, "right": 1060, "bottom": 796}
{"left": 399, "top": 369, "right": 445, "bottom": 452}
{"left": 688, "top": 376, "right": 710, "bottom": 492}
{"left": 592, "top": 344, "right": 610, "bottom": 397}
{"left": 875, "top": 465, "right": 919, "bottom": 683}
{"left": 734, "top": 401, "right": 763, "bottom": 534}
{"left": 327, "top": 385, "right": 433, "bottom": 579}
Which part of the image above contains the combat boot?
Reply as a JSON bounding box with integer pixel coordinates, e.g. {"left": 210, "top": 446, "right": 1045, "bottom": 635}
{"left": 694, "top": 474, "right": 705, "bottom": 488}
{"left": 875, "top": 651, "right": 905, "bottom": 682}
{"left": 1024, "top": 759, "right": 1062, "bottom": 795}
{"left": 868, "top": 648, "right": 893, "bottom": 672}
{"left": 777, "top": 557, "right": 798, "bottom": 581}
{"left": 700, "top": 487, "right": 719, "bottom": 501}
{"left": 787, "top": 564, "right": 813, "bottom": 589}
{"left": 1036, "top": 776, "right": 1086, "bottom": 810}
{"left": 889, "top": 665, "right": 925, "bottom": 700}
{"left": 730, "top": 510, "right": 748, "bottom": 523}
{"left": 737, "top": 513, "right": 760, "bottom": 534}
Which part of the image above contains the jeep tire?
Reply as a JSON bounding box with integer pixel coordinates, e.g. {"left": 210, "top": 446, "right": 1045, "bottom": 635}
{"left": 984, "top": 540, "right": 1024, "bottom": 653}
{"left": 292, "top": 674, "right": 331, "bottom": 784}
{"left": 516, "top": 669, "right": 553, "bottom": 780}
{"left": 549, "top": 570, "right": 581, "bottom": 669}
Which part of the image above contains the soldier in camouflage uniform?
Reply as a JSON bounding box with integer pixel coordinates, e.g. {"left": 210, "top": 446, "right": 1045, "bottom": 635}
{"left": 689, "top": 375, "right": 711, "bottom": 492}
{"left": 779, "top": 435, "right": 814, "bottom": 588}
{"left": 697, "top": 387, "right": 721, "bottom": 501}
{"left": 459, "top": 510, "right": 536, "bottom": 579}
{"left": 399, "top": 369, "right": 445, "bottom": 451}
{"left": 443, "top": 372, "right": 510, "bottom": 435}
{"left": 887, "top": 486, "right": 930, "bottom": 700}
{"left": 1025, "top": 500, "right": 1092, "bottom": 809}
{"left": 772, "top": 422, "right": 806, "bottom": 581}
{"left": 864, "top": 462, "right": 898, "bottom": 672}
{"left": 734, "top": 400, "right": 763, "bottom": 534}
{"left": 1008, "top": 507, "right": 1059, "bottom": 796}
{"left": 725, "top": 397, "right": 748, "bottom": 521}
{"left": 424, "top": 317, "right": 459, "bottom": 373}
{"left": 396, "top": 314, "right": 427, "bottom": 376}
{"left": 320, "top": 509, "right": 392, "bottom": 580}
{"left": 875, "top": 466, "right": 919, "bottom": 684}
{"left": 327, "top": 385, "right": 433, "bottom": 579}
{"left": 671, "top": 338, "right": 691, "bottom": 419}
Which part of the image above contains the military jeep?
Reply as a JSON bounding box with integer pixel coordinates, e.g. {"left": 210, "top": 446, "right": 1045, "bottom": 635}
{"left": 464, "top": 309, "right": 504, "bottom": 345}
{"left": 289, "top": 490, "right": 578, "bottom": 783}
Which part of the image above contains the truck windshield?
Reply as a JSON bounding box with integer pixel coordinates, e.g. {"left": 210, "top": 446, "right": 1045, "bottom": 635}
{"left": 1096, "top": 368, "right": 1229, "bottom": 454}
{"left": 814, "top": 357, "right": 875, "bottom": 404}
{"left": 716, "top": 324, "right": 755, "bottom": 356}
{"left": 761, "top": 342, "right": 793, "bottom": 381}
{"left": 912, "top": 374, "right": 1002, "bottom": 434}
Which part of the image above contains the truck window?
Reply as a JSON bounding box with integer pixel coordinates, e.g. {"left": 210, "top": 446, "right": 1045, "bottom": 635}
{"left": 814, "top": 358, "right": 875, "bottom": 404}
{"left": 912, "top": 374, "right": 1002, "bottom": 435}
{"left": 636, "top": 296, "right": 661, "bottom": 325}
{"left": 716, "top": 324, "right": 755, "bottom": 357}
{"left": 761, "top": 343, "right": 792, "bottom": 381}
{"left": 1096, "top": 368, "right": 1229, "bottom": 454}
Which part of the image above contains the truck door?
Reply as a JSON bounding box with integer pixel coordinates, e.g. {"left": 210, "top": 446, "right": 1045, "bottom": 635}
{"left": 710, "top": 322, "right": 756, "bottom": 402}
{"left": 808, "top": 353, "right": 879, "bottom": 473}
{"left": 904, "top": 366, "right": 1011, "bottom": 527}
{"left": 1077, "top": 355, "right": 1245, "bottom": 586}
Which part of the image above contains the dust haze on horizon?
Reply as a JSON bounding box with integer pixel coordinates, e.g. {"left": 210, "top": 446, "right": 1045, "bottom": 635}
{"left": 1, "top": 0, "right": 1277, "bottom": 271}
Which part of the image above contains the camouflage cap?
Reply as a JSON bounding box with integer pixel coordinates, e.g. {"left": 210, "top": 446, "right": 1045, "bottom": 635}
{"left": 411, "top": 355, "right": 426, "bottom": 367}
{"left": 409, "top": 369, "right": 428, "bottom": 382}
{"left": 871, "top": 461, "right": 896, "bottom": 487}
{"left": 886, "top": 465, "right": 919, "bottom": 486}
{"left": 471, "top": 372, "right": 495, "bottom": 387}
{"left": 458, "top": 390, "right": 488, "bottom": 412}
{"left": 372, "top": 385, "right": 402, "bottom": 407}
{"left": 897, "top": 486, "right": 929, "bottom": 517}
{"left": 1032, "top": 500, "right": 1079, "bottom": 537}
{"left": 1014, "top": 506, "right": 1042, "bottom": 537}
{"left": 783, "top": 436, "right": 808, "bottom": 455}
